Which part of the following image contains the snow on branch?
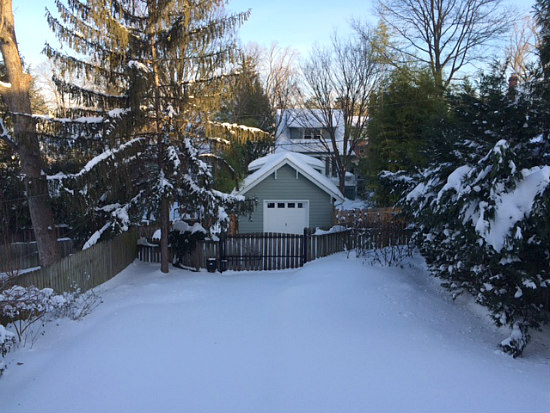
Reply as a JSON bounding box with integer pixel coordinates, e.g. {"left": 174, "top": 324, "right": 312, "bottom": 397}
{"left": 82, "top": 222, "right": 110, "bottom": 250}
{"left": 76, "top": 137, "right": 144, "bottom": 177}
{"left": 0, "top": 118, "right": 16, "bottom": 149}
{"left": 206, "top": 121, "right": 271, "bottom": 144}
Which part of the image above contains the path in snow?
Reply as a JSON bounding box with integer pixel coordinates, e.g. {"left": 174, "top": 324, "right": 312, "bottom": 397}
{"left": 0, "top": 253, "right": 548, "bottom": 413}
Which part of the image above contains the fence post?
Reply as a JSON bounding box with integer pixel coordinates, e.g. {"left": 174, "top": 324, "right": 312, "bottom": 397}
{"left": 302, "top": 227, "right": 308, "bottom": 265}
{"left": 219, "top": 234, "right": 226, "bottom": 272}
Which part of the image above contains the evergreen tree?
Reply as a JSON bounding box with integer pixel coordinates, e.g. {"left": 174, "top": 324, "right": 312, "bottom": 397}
{"left": 43, "top": 0, "right": 268, "bottom": 272}
{"left": 215, "top": 55, "right": 274, "bottom": 192}
{"left": 219, "top": 55, "right": 274, "bottom": 132}
{"left": 385, "top": 64, "right": 550, "bottom": 356}
{"left": 362, "top": 66, "right": 446, "bottom": 205}
{"left": 534, "top": 0, "right": 550, "bottom": 140}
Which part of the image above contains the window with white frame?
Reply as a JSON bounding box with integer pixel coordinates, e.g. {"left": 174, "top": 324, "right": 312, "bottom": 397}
{"left": 303, "top": 128, "right": 322, "bottom": 139}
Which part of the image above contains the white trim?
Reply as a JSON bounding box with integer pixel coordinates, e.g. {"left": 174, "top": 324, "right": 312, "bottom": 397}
{"left": 235, "top": 153, "right": 344, "bottom": 202}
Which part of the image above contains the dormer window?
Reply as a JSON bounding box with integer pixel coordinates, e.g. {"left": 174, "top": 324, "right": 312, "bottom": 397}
{"left": 304, "top": 128, "right": 322, "bottom": 139}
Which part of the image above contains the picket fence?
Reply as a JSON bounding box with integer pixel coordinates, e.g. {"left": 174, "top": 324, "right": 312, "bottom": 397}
{"left": 138, "top": 224, "right": 409, "bottom": 272}
{"left": 0, "top": 239, "right": 74, "bottom": 273}
{"left": 8, "top": 231, "right": 138, "bottom": 293}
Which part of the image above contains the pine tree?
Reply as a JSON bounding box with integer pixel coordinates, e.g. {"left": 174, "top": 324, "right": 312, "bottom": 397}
{"left": 215, "top": 55, "right": 274, "bottom": 192}
{"left": 534, "top": 0, "right": 550, "bottom": 140}
{"left": 362, "top": 66, "right": 446, "bottom": 205}
{"left": 385, "top": 64, "right": 550, "bottom": 356}
{"left": 43, "top": 0, "right": 268, "bottom": 272}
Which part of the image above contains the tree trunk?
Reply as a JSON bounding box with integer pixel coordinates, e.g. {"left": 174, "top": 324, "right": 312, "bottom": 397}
{"left": 149, "top": 28, "right": 170, "bottom": 273}
{"left": 0, "top": 0, "right": 61, "bottom": 267}
{"left": 160, "top": 196, "right": 170, "bottom": 273}
{"left": 335, "top": 154, "right": 346, "bottom": 197}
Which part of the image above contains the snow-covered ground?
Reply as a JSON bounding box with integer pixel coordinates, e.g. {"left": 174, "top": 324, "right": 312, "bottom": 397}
{"left": 0, "top": 253, "right": 548, "bottom": 413}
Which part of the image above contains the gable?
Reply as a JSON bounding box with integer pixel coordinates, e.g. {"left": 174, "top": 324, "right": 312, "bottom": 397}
{"left": 237, "top": 157, "right": 343, "bottom": 202}
{"left": 243, "top": 164, "right": 330, "bottom": 201}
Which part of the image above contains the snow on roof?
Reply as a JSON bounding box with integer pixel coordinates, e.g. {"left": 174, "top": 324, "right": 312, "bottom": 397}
{"left": 275, "top": 109, "right": 349, "bottom": 155}
{"left": 283, "top": 109, "right": 344, "bottom": 128}
{"left": 248, "top": 150, "right": 324, "bottom": 172}
{"left": 234, "top": 151, "right": 344, "bottom": 202}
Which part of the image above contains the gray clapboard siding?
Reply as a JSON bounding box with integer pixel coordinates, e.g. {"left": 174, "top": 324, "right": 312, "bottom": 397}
{"left": 239, "top": 164, "right": 334, "bottom": 233}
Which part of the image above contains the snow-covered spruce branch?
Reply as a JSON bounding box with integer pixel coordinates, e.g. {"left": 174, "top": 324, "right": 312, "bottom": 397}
{"left": 52, "top": 75, "right": 127, "bottom": 108}
{"left": 82, "top": 190, "right": 145, "bottom": 250}
{"left": 33, "top": 107, "right": 130, "bottom": 125}
{"left": 393, "top": 137, "right": 550, "bottom": 357}
{"left": 205, "top": 121, "right": 271, "bottom": 144}
{"left": 198, "top": 153, "right": 237, "bottom": 174}
{"left": 57, "top": 137, "right": 144, "bottom": 181}
{"left": 42, "top": 44, "right": 126, "bottom": 82}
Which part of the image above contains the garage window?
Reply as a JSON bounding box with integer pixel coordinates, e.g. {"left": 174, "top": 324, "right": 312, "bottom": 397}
{"left": 277, "top": 202, "right": 285, "bottom": 208}
{"left": 297, "top": 202, "right": 304, "bottom": 208}
{"left": 267, "top": 202, "right": 275, "bottom": 208}
{"left": 288, "top": 202, "right": 295, "bottom": 208}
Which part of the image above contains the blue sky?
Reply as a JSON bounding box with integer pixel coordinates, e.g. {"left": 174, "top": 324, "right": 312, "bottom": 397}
{"left": 14, "top": 0, "right": 535, "bottom": 69}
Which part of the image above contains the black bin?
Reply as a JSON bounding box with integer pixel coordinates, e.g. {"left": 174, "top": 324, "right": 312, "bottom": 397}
{"left": 207, "top": 258, "right": 217, "bottom": 273}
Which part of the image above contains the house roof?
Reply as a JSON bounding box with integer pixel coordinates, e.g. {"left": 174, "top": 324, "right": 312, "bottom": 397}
{"left": 275, "top": 109, "right": 349, "bottom": 155}
{"left": 234, "top": 151, "right": 344, "bottom": 202}
{"left": 283, "top": 109, "right": 344, "bottom": 129}
{"left": 248, "top": 150, "right": 324, "bottom": 173}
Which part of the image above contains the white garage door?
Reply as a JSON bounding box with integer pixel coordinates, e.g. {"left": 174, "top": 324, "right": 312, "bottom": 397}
{"left": 263, "top": 200, "right": 309, "bottom": 234}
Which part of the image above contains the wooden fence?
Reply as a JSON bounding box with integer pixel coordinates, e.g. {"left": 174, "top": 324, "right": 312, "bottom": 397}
{"left": 138, "top": 224, "right": 408, "bottom": 272}
{"left": 0, "top": 239, "right": 74, "bottom": 273}
{"left": 9, "top": 231, "right": 138, "bottom": 293}
{"left": 335, "top": 207, "right": 403, "bottom": 227}
{"left": 221, "top": 233, "right": 305, "bottom": 271}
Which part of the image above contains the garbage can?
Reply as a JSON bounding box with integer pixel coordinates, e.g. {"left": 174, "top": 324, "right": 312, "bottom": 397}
{"left": 219, "top": 259, "right": 228, "bottom": 273}
{"left": 207, "top": 258, "right": 217, "bottom": 273}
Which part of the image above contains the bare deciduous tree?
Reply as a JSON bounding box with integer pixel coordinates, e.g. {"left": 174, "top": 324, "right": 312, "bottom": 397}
{"left": 505, "top": 16, "right": 538, "bottom": 80}
{"left": 301, "top": 30, "right": 381, "bottom": 194}
{"left": 259, "top": 43, "right": 301, "bottom": 131}
{"left": 377, "top": 0, "right": 513, "bottom": 88}
{"left": 32, "top": 61, "right": 67, "bottom": 115}
{"left": 0, "top": 0, "right": 61, "bottom": 267}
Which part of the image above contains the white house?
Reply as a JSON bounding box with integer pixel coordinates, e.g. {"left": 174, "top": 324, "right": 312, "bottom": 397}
{"left": 275, "top": 109, "right": 358, "bottom": 199}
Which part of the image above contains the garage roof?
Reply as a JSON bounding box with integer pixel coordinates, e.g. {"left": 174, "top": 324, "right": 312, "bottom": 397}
{"left": 248, "top": 150, "right": 325, "bottom": 174}
{"left": 234, "top": 152, "right": 344, "bottom": 202}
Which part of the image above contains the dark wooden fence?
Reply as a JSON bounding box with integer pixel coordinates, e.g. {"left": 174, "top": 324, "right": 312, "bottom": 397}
{"left": 138, "top": 224, "right": 409, "bottom": 272}
{"left": 0, "top": 239, "right": 74, "bottom": 273}
{"left": 9, "top": 231, "right": 138, "bottom": 293}
{"left": 138, "top": 233, "right": 306, "bottom": 271}
{"left": 221, "top": 233, "right": 305, "bottom": 271}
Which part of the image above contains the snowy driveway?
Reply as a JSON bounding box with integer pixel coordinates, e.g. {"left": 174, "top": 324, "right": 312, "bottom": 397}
{"left": 0, "top": 253, "right": 548, "bottom": 413}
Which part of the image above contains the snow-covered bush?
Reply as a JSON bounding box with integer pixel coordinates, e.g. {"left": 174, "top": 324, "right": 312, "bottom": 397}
{"left": 0, "top": 285, "right": 101, "bottom": 373}
{"left": 169, "top": 220, "right": 207, "bottom": 267}
{"left": 0, "top": 324, "right": 15, "bottom": 376}
{"left": 0, "top": 286, "right": 70, "bottom": 343}
{"left": 383, "top": 66, "right": 550, "bottom": 356}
